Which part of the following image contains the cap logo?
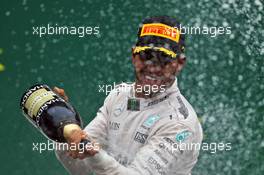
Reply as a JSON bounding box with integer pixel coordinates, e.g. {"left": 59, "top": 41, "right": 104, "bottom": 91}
{"left": 140, "top": 23, "right": 180, "bottom": 43}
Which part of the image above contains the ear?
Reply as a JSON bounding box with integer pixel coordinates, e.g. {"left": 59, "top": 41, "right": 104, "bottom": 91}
{"left": 176, "top": 57, "right": 186, "bottom": 72}
{"left": 171, "top": 56, "right": 186, "bottom": 74}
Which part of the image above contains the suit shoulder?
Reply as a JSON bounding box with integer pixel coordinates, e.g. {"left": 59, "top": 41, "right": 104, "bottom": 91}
{"left": 168, "top": 93, "right": 198, "bottom": 121}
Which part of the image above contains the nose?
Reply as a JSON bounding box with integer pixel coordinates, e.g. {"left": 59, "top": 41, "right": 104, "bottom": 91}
{"left": 145, "top": 61, "right": 162, "bottom": 73}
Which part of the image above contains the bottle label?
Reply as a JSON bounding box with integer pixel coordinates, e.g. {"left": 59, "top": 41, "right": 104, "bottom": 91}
{"left": 24, "top": 88, "right": 56, "bottom": 118}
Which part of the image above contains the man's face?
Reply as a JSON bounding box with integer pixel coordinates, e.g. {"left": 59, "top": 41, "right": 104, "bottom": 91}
{"left": 132, "top": 49, "right": 185, "bottom": 96}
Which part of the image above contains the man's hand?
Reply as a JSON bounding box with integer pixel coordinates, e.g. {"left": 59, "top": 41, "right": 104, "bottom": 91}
{"left": 66, "top": 129, "right": 100, "bottom": 159}
{"left": 53, "top": 87, "right": 99, "bottom": 159}
{"left": 53, "top": 86, "right": 69, "bottom": 102}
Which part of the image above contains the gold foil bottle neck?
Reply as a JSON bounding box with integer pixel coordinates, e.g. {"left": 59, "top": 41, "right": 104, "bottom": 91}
{"left": 63, "top": 124, "right": 81, "bottom": 139}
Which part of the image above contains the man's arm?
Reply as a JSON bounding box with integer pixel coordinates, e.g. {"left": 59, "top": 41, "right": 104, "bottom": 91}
{"left": 55, "top": 88, "right": 113, "bottom": 175}
{"left": 55, "top": 104, "right": 109, "bottom": 174}
{"left": 55, "top": 149, "right": 94, "bottom": 175}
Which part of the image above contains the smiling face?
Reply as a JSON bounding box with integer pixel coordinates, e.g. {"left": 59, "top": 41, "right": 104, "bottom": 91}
{"left": 132, "top": 49, "right": 186, "bottom": 98}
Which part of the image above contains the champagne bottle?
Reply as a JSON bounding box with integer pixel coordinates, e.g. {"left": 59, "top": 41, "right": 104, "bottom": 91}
{"left": 20, "top": 84, "right": 90, "bottom": 145}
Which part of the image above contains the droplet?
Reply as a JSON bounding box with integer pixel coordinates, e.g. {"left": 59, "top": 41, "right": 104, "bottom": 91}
{"left": 238, "top": 75, "right": 243, "bottom": 81}
{"left": 5, "top": 11, "right": 11, "bottom": 16}
{"left": 0, "top": 63, "right": 5, "bottom": 72}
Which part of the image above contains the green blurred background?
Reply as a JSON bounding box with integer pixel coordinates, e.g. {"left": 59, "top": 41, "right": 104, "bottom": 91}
{"left": 0, "top": 0, "right": 263, "bottom": 174}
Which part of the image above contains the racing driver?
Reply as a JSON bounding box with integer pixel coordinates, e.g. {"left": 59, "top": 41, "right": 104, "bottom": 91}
{"left": 55, "top": 16, "right": 203, "bottom": 175}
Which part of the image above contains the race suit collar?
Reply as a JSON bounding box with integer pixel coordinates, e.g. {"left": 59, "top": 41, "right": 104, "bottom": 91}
{"left": 128, "top": 78, "right": 179, "bottom": 111}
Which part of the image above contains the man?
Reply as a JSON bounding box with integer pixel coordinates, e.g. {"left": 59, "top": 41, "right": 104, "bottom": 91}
{"left": 55, "top": 16, "right": 203, "bottom": 175}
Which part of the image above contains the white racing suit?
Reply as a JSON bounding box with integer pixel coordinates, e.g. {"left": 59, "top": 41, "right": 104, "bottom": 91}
{"left": 56, "top": 80, "right": 203, "bottom": 175}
